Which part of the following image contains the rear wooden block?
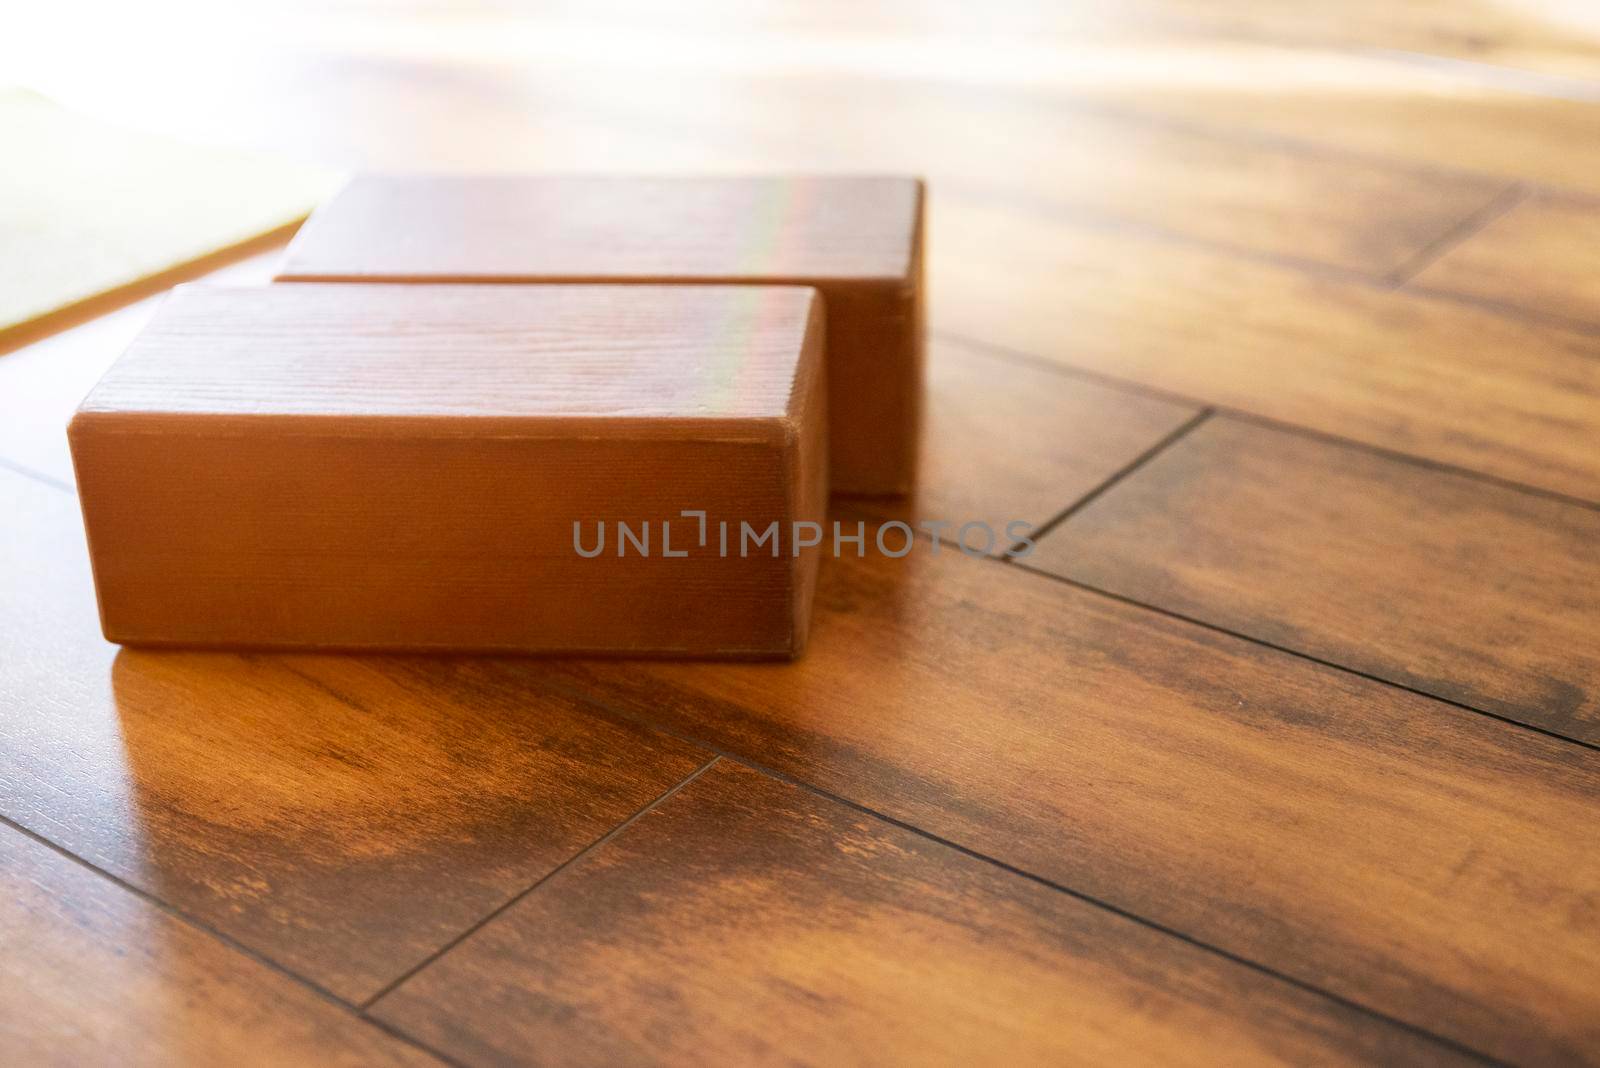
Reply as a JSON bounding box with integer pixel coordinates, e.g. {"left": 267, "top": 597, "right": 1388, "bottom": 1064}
{"left": 68, "top": 283, "right": 828, "bottom": 657}
{"left": 276, "top": 174, "right": 924, "bottom": 496}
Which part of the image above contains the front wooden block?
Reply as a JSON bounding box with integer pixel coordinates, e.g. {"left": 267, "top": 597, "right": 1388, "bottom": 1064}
{"left": 276, "top": 174, "right": 924, "bottom": 496}
{"left": 69, "top": 284, "right": 828, "bottom": 657}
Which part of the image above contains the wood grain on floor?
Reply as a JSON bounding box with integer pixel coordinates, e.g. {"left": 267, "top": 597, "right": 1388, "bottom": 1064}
{"left": 932, "top": 193, "right": 1600, "bottom": 502}
{"left": 1068, "top": 44, "right": 1600, "bottom": 194}
{"left": 0, "top": 822, "right": 440, "bottom": 1067}
{"left": 1412, "top": 190, "right": 1600, "bottom": 327}
{"left": 374, "top": 760, "right": 1471, "bottom": 1068}
{"left": 1028, "top": 416, "right": 1600, "bottom": 744}
{"left": 855, "top": 338, "right": 1202, "bottom": 545}
{"left": 527, "top": 533, "right": 1600, "bottom": 1066}
{"left": 1110, "top": 0, "right": 1600, "bottom": 79}
{"left": 547, "top": 71, "right": 1510, "bottom": 278}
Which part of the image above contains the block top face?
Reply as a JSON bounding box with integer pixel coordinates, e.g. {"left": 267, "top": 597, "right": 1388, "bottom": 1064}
{"left": 278, "top": 174, "right": 923, "bottom": 284}
{"left": 76, "top": 283, "right": 821, "bottom": 432}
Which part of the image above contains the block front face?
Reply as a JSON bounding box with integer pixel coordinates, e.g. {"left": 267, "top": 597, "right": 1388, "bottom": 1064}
{"left": 73, "top": 433, "right": 798, "bottom": 655}
{"left": 277, "top": 174, "right": 925, "bottom": 495}
{"left": 70, "top": 284, "right": 826, "bottom": 656}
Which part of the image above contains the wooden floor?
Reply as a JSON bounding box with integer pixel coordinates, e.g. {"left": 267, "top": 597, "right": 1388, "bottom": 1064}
{"left": 5, "top": 4, "right": 1600, "bottom": 1065}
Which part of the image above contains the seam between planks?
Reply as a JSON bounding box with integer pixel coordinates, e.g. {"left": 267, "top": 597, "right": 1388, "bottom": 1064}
{"left": 1007, "top": 408, "right": 1213, "bottom": 555}
{"left": 841, "top": 497, "right": 1600, "bottom": 755}
{"left": 359, "top": 757, "right": 721, "bottom": 1010}
{"left": 933, "top": 177, "right": 1600, "bottom": 344}
{"left": 1008, "top": 563, "right": 1600, "bottom": 756}
{"left": 1404, "top": 278, "right": 1600, "bottom": 337}
{"left": 1380, "top": 183, "right": 1529, "bottom": 286}
{"left": 902, "top": 503, "right": 1600, "bottom": 755}
{"left": 526, "top": 675, "right": 1509, "bottom": 1068}
{"left": 934, "top": 181, "right": 1600, "bottom": 340}
{"left": 0, "top": 811, "right": 468, "bottom": 1068}
{"left": 937, "top": 329, "right": 1600, "bottom": 516}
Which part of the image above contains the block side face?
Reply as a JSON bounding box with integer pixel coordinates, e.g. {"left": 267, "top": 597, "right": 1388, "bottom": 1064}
{"left": 79, "top": 284, "right": 814, "bottom": 423}
{"left": 820, "top": 271, "right": 924, "bottom": 496}
{"left": 784, "top": 302, "right": 831, "bottom": 656}
{"left": 74, "top": 427, "right": 799, "bottom": 656}
{"left": 280, "top": 174, "right": 923, "bottom": 283}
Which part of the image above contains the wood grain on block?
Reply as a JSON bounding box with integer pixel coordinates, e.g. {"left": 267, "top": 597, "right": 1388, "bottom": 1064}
{"left": 376, "top": 760, "right": 1470, "bottom": 1068}
{"left": 69, "top": 283, "right": 827, "bottom": 657}
{"left": 276, "top": 174, "right": 924, "bottom": 495}
{"left": 0, "top": 825, "right": 439, "bottom": 1067}
{"left": 532, "top": 539, "right": 1600, "bottom": 1065}
{"left": 1030, "top": 417, "right": 1600, "bottom": 744}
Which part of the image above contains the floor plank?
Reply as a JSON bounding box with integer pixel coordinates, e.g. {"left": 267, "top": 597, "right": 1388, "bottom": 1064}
{"left": 0, "top": 822, "right": 439, "bottom": 1067}
{"left": 1412, "top": 190, "right": 1600, "bottom": 327}
{"left": 32, "top": 9, "right": 1600, "bottom": 198}
{"left": 1128, "top": 1, "right": 1600, "bottom": 80}
{"left": 0, "top": 468, "right": 710, "bottom": 1003}
{"left": 931, "top": 192, "right": 1600, "bottom": 503}
{"left": 374, "top": 760, "right": 1469, "bottom": 1068}
{"left": 1029, "top": 415, "right": 1600, "bottom": 745}
{"left": 1070, "top": 43, "right": 1600, "bottom": 195}
{"left": 525, "top": 531, "right": 1600, "bottom": 1066}
{"left": 855, "top": 338, "right": 1201, "bottom": 547}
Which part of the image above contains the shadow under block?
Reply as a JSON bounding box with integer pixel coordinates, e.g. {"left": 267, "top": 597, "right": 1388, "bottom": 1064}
{"left": 275, "top": 173, "right": 925, "bottom": 496}
{"left": 68, "top": 283, "right": 828, "bottom": 657}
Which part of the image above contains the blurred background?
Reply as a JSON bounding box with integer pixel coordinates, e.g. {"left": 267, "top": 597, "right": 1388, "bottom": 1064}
{"left": 10, "top": 1, "right": 1600, "bottom": 179}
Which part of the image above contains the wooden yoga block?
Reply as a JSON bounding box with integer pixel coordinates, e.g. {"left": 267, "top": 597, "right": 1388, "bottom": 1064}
{"left": 69, "top": 283, "right": 828, "bottom": 657}
{"left": 276, "top": 174, "right": 925, "bottom": 496}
